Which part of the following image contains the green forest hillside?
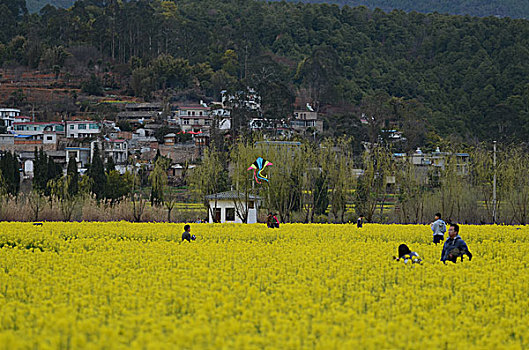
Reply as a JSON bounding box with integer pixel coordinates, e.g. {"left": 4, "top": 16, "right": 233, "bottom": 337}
{"left": 28, "top": 0, "right": 529, "bottom": 18}
{"left": 272, "top": 0, "right": 529, "bottom": 19}
{"left": 3, "top": 0, "right": 529, "bottom": 144}
{"left": 26, "top": 0, "right": 74, "bottom": 13}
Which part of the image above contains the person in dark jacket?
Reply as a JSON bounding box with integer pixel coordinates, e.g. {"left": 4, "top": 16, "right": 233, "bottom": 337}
{"left": 182, "top": 224, "right": 196, "bottom": 242}
{"left": 441, "top": 223, "right": 472, "bottom": 263}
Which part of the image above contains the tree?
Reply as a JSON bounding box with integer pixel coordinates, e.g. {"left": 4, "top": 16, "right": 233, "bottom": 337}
{"left": 470, "top": 144, "right": 497, "bottom": 223}
{"left": 66, "top": 156, "right": 79, "bottom": 197}
{"left": 354, "top": 144, "right": 393, "bottom": 222}
{"left": 395, "top": 156, "right": 427, "bottom": 223}
{"left": 33, "top": 148, "right": 48, "bottom": 193}
{"left": 87, "top": 144, "right": 106, "bottom": 200}
{"left": 0, "top": 151, "right": 20, "bottom": 196}
{"left": 259, "top": 142, "right": 306, "bottom": 223}
{"left": 190, "top": 147, "right": 229, "bottom": 221}
{"left": 224, "top": 86, "right": 260, "bottom": 141}
{"left": 229, "top": 141, "right": 260, "bottom": 224}
{"left": 499, "top": 146, "right": 529, "bottom": 224}
{"left": 295, "top": 45, "right": 341, "bottom": 109}
{"left": 81, "top": 74, "right": 103, "bottom": 96}
{"left": 105, "top": 156, "right": 115, "bottom": 174}
{"left": 327, "top": 137, "right": 355, "bottom": 223}
{"left": 27, "top": 190, "right": 46, "bottom": 222}
{"left": 360, "top": 92, "right": 393, "bottom": 148}
{"left": 149, "top": 156, "right": 170, "bottom": 206}
{"left": 48, "top": 172, "right": 91, "bottom": 221}
{"left": 105, "top": 170, "right": 132, "bottom": 206}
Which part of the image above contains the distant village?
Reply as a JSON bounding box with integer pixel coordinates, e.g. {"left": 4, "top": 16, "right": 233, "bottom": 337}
{"left": 0, "top": 96, "right": 473, "bottom": 190}
{"left": 0, "top": 93, "right": 324, "bottom": 187}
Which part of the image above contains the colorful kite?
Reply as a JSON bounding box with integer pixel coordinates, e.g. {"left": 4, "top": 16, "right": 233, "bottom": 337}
{"left": 248, "top": 157, "right": 273, "bottom": 184}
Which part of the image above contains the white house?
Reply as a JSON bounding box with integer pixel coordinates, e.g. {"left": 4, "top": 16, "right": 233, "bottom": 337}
{"left": 205, "top": 191, "right": 261, "bottom": 224}
{"left": 0, "top": 108, "right": 20, "bottom": 128}
{"left": 291, "top": 109, "right": 323, "bottom": 133}
{"left": 91, "top": 139, "right": 129, "bottom": 166}
{"left": 13, "top": 121, "right": 64, "bottom": 135}
{"left": 66, "top": 121, "right": 101, "bottom": 138}
{"left": 65, "top": 147, "right": 91, "bottom": 172}
{"left": 178, "top": 106, "right": 211, "bottom": 132}
{"left": 0, "top": 108, "right": 20, "bottom": 119}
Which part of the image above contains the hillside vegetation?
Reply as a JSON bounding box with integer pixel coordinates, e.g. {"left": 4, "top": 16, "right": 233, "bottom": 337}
{"left": 271, "top": 0, "right": 529, "bottom": 19}
{"left": 28, "top": 0, "right": 529, "bottom": 18}
{"left": 26, "top": 0, "right": 74, "bottom": 13}
{"left": 2, "top": 0, "right": 529, "bottom": 143}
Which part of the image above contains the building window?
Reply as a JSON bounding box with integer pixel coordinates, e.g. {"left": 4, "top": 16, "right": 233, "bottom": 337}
{"left": 226, "top": 208, "right": 235, "bottom": 221}
{"left": 89, "top": 123, "right": 99, "bottom": 130}
{"left": 187, "top": 111, "right": 191, "bottom": 116}
{"left": 183, "top": 119, "right": 189, "bottom": 125}
{"left": 47, "top": 136, "right": 53, "bottom": 141}
{"left": 248, "top": 201, "right": 255, "bottom": 209}
{"left": 70, "top": 125, "right": 75, "bottom": 129}
{"left": 205, "top": 120, "right": 210, "bottom": 126}
{"left": 78, "top": 124, "right": 86, "bottom": 129}
{"left": 199, "top": 111, "right": 203, "bottom": 116}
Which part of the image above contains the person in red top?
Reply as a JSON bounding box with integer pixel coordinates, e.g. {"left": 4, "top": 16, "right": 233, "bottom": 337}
{"left": 266, "top": 213, "right": 280, "bottom": 228}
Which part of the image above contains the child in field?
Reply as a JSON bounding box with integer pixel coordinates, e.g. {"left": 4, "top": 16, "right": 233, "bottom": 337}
{"left": 182, "top": 224, "right": 196, "bottom": 242}
{"left": 394, "top": 244, "right": 422, "bottom": 264}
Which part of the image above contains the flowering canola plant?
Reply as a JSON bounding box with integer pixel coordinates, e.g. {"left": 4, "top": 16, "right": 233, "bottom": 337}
{"left": 1, "top": 222, "right": 529, "bottom": 349}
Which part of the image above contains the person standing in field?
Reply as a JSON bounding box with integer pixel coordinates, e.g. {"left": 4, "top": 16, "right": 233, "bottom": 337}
{"left": 431, "top": 213, "right": 446, "bottom": 244}
{"left": 182, "top": 224, "right": 196, "bottom": 242}
{"left": 357, "top": 215, "right": 364, "bottom": 228}
{"left": 441, "top": 223, "right": 473, "bottom": 263}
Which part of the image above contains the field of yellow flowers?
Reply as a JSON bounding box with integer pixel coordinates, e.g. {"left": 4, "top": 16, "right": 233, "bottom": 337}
{"left": 1, "top": 222, "right": 528, "bottom": 349}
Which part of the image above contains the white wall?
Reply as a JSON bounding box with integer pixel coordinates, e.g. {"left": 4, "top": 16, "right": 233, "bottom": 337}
{"left": 208, "top": 199, "right": 259, "bottom": 224}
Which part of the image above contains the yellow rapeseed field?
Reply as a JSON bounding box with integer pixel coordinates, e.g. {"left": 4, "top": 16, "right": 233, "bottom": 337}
{"left": 1, "top": 222, "right": 529, "bottom": 349}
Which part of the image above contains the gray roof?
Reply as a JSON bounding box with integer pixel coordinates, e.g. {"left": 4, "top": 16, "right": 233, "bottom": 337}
{"left": 205, "top": 191, "right": 262, "bottom": 200}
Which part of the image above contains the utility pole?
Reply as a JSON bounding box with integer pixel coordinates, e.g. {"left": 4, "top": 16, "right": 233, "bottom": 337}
{"left": 492, "top": 141, "right": 497, "bottom": 224}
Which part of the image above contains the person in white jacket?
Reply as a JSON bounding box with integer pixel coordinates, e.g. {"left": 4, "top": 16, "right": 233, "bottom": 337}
{"left": 431, "top": 213, "right": 446, "bottom": 244}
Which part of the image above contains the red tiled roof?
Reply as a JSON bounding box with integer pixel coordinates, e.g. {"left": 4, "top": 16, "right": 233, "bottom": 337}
{"left": 13, "top": 121, "right": 63, "bottom": 125}
{"left": 178, "top": 106, "right": 209, "bottom": 110}
{"left": 181, "top": 115, "right": 211, "bottom": 119}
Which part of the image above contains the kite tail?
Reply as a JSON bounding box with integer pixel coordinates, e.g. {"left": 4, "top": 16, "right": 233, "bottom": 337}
{"left": 253, "top": 170, "right": 261, "bottom": 184}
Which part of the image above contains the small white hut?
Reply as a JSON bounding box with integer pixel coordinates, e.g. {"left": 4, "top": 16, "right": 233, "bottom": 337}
{"left": 206, "top": 191, "right": 261, "bottom": 224}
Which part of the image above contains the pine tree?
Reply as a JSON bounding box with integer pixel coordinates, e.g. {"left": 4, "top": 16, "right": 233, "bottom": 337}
{"left": 33, "top": 148, "right": 48, "bottom": 192}
{"left": 105, "top": 156, "right": 116, "bottom": 174}
{"left": 12, "top": 152, "right": 20, "bottom": 195}
{"left": 88, "top": 143, "right": 106, "bottom": 200}
{"left": 45, "top": 156, "right": 61, "bottom": 196}
{"left": 67, "top": 156, "right": 79, "bottom": 197}
{"left": 0, "top": 152, "right": 20, "bottom": 196}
